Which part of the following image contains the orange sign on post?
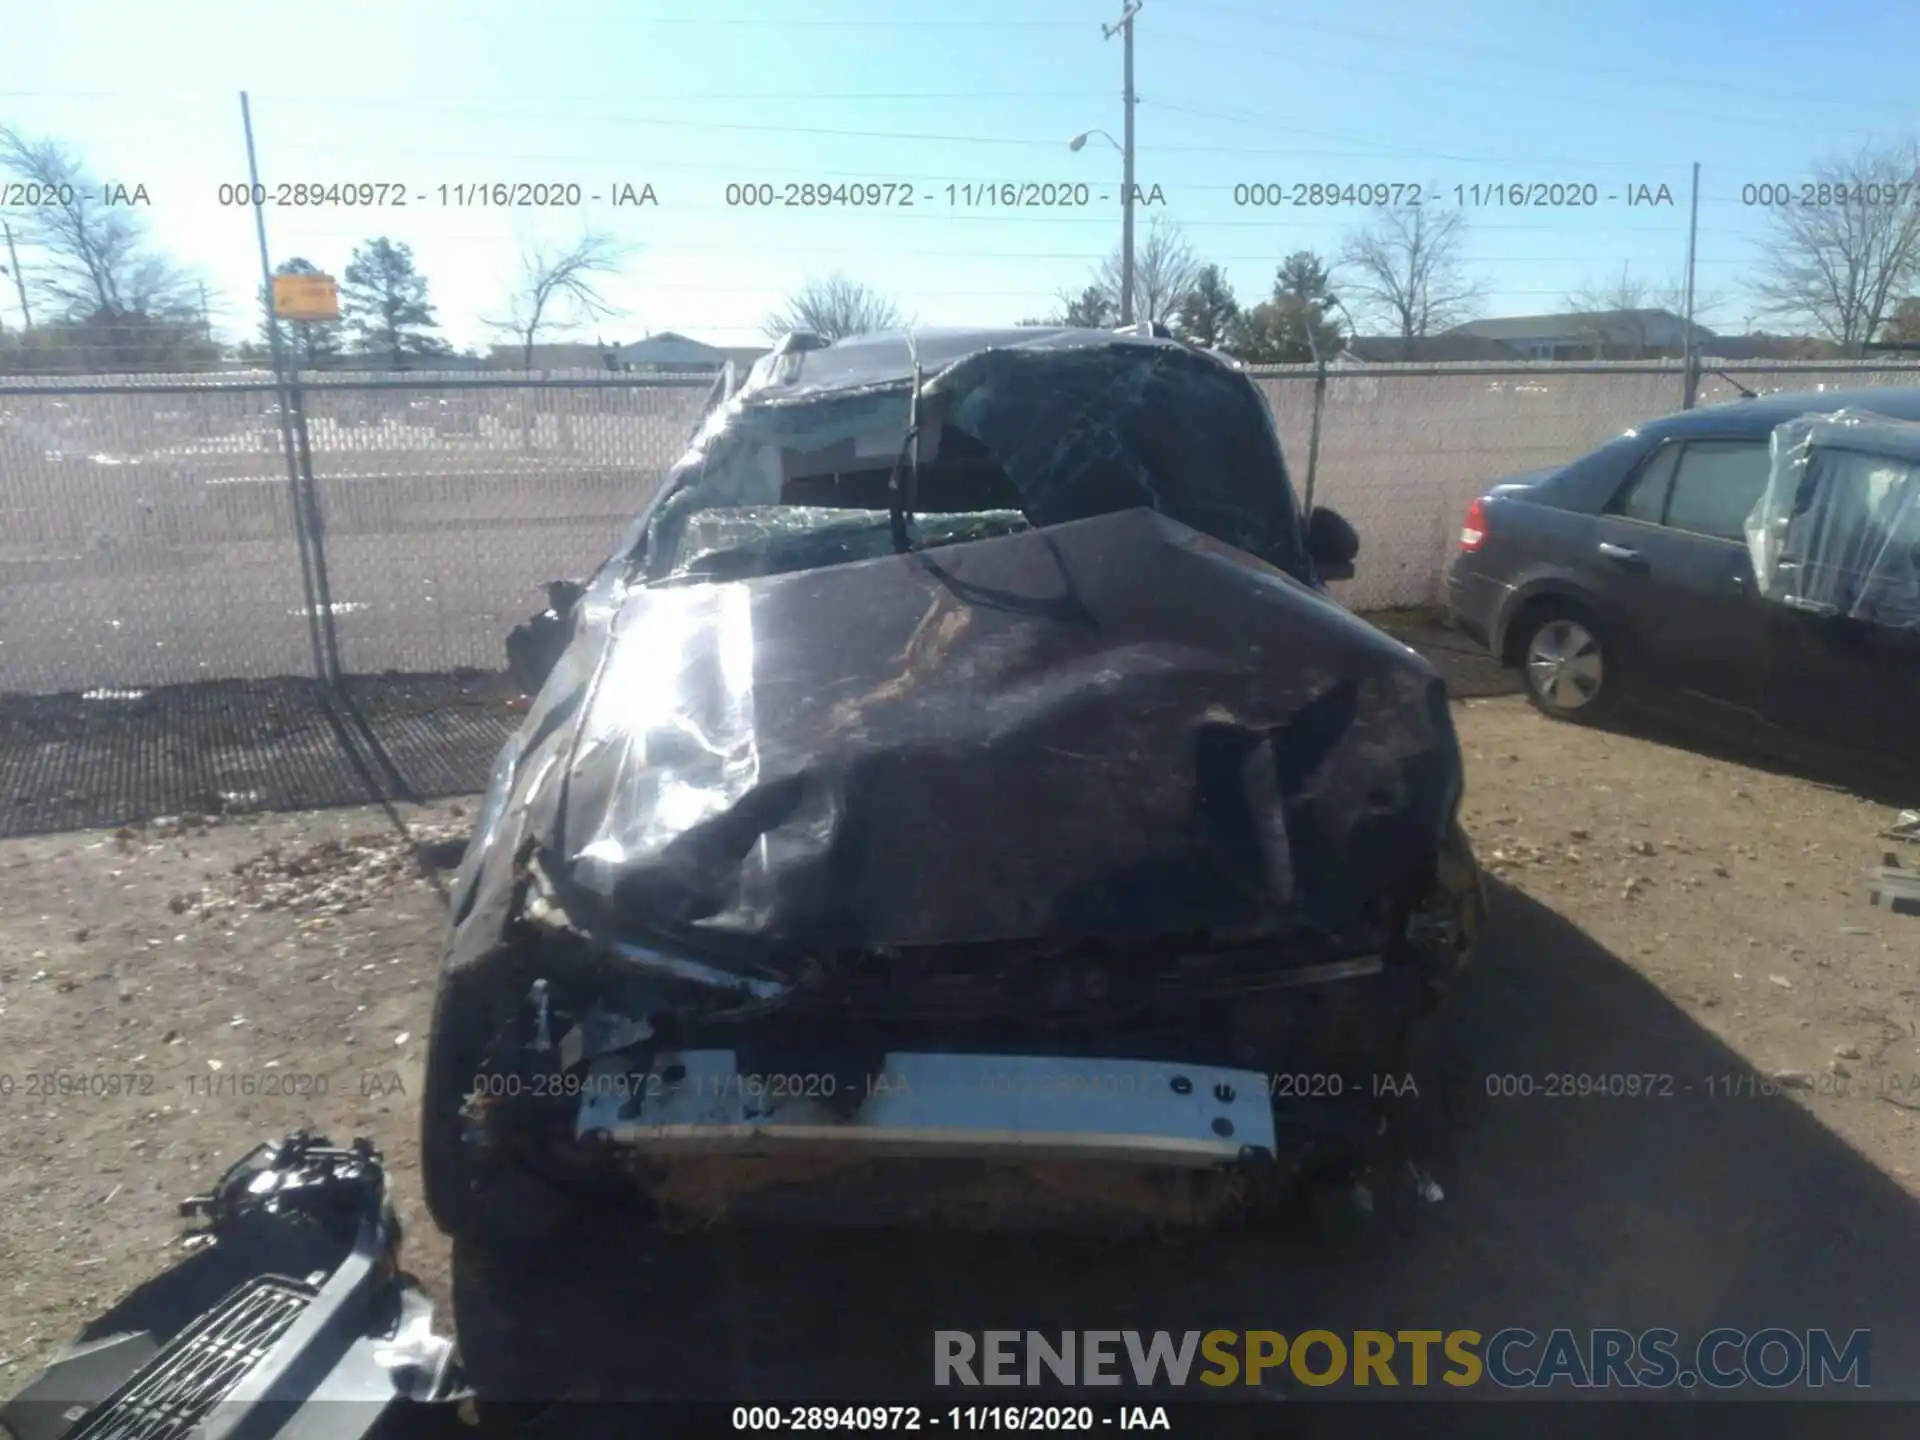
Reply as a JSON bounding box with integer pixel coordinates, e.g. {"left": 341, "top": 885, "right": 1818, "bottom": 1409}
{"left": 272, "top": 273, "right": 340, "bottom": 321}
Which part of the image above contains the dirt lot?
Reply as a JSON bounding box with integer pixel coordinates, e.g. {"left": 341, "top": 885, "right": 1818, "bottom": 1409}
{"left": 3, "top": 695, "right": 1919, "bottom": 1400}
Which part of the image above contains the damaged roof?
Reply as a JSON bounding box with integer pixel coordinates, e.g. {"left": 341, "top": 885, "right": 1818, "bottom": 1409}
{"left": 736, "top": 325, "right": 1234, "bottom": 403}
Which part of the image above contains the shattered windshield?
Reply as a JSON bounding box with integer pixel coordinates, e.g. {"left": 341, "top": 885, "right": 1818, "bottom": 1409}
{"left": 636, "top": 343, "right": 1312, "bottom": 587}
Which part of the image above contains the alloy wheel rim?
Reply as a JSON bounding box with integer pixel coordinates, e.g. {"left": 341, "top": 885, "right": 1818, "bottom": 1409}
{"left": 1526, "top": 620, "right": 1604, "bottom": 711}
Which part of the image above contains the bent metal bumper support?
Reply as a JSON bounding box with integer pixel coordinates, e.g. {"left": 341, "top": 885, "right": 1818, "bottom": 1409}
{"left": 575, "top": 1051, "right": 1282, "bottom": 1166}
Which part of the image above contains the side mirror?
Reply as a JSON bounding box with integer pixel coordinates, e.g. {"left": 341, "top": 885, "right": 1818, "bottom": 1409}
{"left": 1307, "top": 505, "right": 1359, "bottom": 581}
{"left": 504, "top": 579, "right": 585, "bottom": 696}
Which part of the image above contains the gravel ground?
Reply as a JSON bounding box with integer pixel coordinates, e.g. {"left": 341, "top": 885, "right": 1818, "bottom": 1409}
{"left": 3, "top": 696, "right": 1919, "bottom": 1401}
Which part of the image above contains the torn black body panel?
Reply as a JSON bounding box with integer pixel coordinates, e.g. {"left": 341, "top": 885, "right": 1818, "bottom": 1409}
{"left": 423, "top": 328, "right": 1481, "bottom": 1240}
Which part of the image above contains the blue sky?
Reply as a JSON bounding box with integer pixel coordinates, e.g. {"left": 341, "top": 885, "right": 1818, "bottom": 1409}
{"left": 3, "top": 0, "right": 1916, "bottom": 350}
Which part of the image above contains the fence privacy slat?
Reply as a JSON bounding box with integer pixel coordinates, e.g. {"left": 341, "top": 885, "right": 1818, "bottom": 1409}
{"left": 2, "top": 362, "right": 1916, "bottom": 694}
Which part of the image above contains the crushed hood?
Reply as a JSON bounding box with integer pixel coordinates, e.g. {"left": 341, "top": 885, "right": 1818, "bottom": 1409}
{"left": 452, "top": 334, "right": 1464, "bottom": 975}
{"left": 529, "top": 506, "right": 1459, "bottom": 953}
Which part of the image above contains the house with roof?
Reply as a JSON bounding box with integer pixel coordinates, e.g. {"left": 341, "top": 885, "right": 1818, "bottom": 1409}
{"left": 1335, "top": 333, "right": 1526, "bottom": 364}
{"left": 610, "top": 331, "right": 770, "bottom": 375}
{"left": 486, "top": 342, "right": 619, "bottom": 371}
{"left": 1444, "top": 308, "right": 1718, "bottom": 361}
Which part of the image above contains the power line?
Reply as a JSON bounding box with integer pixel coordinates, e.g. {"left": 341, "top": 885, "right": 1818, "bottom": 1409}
{"left": 4, "top": 88, "right": 1881, "bottom": 176}
{"left": 1151, "top": 32, "right": 1900, "bottom": 140}
{"left": 250, "top": 129, "right": 1818, "bottom": 186}
{"left": 1140, "top": 99, "right": 1658, "bottom": 168}
{"left": 247, "top": 101, "right": 1853, "bottom": 178}
{"left": 1176, "top": 0, "right": 1916, "bottom": 117}
{"left": 0, "top": 88, "right": 1115, "bottom": 105}
{"left": 546, "top": 14, "right": 1094, "bottom": 25}
{"left": 267, "top": 113, "right": 1090, "bottom": 149}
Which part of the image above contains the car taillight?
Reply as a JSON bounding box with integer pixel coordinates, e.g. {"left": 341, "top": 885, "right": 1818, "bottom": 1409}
{"left": 1459, "top": 497, "right": 1488, "bottom": 552}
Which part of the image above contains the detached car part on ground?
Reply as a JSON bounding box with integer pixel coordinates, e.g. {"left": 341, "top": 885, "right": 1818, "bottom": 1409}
{"left": 1, "top": 1133, "right": 460, "bottom": 1440}
{"left": 429, "top": 325, "right": 1486, "bottom": 1245}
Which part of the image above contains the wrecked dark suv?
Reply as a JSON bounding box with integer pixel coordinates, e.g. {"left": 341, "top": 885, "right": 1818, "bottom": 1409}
{"left": 423, "top": 325, "right": 1486, "bottom": 1245}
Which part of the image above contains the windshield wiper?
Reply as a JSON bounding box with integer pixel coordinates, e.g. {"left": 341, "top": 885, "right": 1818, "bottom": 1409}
{"left": 888, "top": 331, "right": 924, "bottom": 554}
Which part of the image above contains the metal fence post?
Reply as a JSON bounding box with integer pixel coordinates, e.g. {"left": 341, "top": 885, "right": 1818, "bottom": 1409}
{"left": 241, "top": 90, "right": 330, "bottom": 688}
{"left": 290, "top": 376, "right": 343, "bottom": 683}
{"left": 1302, "top": 359, "right": 1328, "bottom": 514}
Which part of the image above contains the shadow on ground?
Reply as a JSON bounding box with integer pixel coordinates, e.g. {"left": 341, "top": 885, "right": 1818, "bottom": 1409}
{"left": 0, "top": 617, "right": 1516, "bottom": 839}
{"left": 1601, "top": 708, "right": 1920, "bottom": 812}
{"left": 449, "top": 881, "right": 1920, "bottom": 1420}
{"left": 0, "top": 672, "right": 520, "bottom": 837}
{"left": 1372, "top": 615, "right": 1525, "bottom": 702}
{"left": 1397, "top": 609, "right": 1917, "bottom": 807}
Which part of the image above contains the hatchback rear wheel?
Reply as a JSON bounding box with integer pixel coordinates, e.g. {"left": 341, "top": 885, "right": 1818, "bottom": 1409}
{"left": 1518, "top": 608, "right": 1618, "bottom": 722}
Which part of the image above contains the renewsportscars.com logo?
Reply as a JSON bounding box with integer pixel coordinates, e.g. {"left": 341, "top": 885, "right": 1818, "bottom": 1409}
{"left": 933, "top": 1328, "right": 1871, "bottom": 1390}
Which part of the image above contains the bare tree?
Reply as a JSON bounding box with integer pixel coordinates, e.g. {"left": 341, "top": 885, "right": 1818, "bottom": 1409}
{"left": 1338, "top": 205, "right": 1487, "bottom": 354}
{"left": 763, "top": 272, "right": 905, "bottom": 341}
{"left": 1094, "top": 215, "right": 1203, "bottom": 326}
{"left": 488, "top": 232, "right": 631, "bottom": 370}
{"left": 0, "top": 127, "right": 196, "bottom": 323}
{"left": 1050, "top": 215, "right": 1206, "bottom": 328}
{"left": 1749, "top": 138, "right": 1920, "bottom": 355}
{"left": 0, "top": 126, "right": 210, "bottom": 371}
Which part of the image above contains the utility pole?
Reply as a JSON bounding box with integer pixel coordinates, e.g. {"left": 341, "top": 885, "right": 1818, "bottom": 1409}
{"left": 2, "top": 220, "right": 31, "bottom": 329}
{"left": 1104, "top": 1, "right": 1142, "bottom": 326}
{"left": 1680, "top": 160, "right": 1701, "bottom": 409}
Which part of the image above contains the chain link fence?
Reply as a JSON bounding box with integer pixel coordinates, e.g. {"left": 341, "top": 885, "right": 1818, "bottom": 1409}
{"left": 295, "top": 379, "right": 712, "bottom": 675}
{"left": 0, "top": 372, "right": 714, "bottom": 692}
{"left": 4, "top": 360, "right": 1919, "bottom": 694}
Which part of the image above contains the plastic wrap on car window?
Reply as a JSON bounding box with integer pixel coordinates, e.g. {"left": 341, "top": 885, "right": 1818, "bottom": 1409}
{"left": 1747, "top": 408, "right": 1920, "bottom": 629}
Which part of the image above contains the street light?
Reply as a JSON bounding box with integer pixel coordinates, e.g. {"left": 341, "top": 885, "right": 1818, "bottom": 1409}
{"left": 1068, "top": 129, "right": 1120, "bottom": 154}
{"left": 1068, "top": 126, "right": 1134, "bottom": 326}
